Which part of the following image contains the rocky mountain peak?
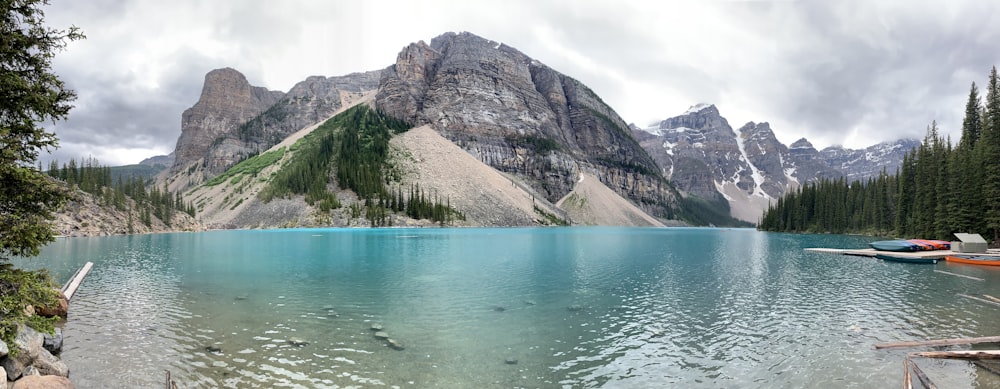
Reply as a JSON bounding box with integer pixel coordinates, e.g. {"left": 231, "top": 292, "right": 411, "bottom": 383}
{"left": 376, "top": 31, "right": 674, "bottom": 218}
{"left": 683, "top": 103, "right": 718, "bottom": 116}
{"left": 790, "top": 138, "right": 815, "bottom": 150}
{"left": 172, "top": 68, "right": 284, "bottom": 170}
{"left": 633, "top": 106, "right": 918, "bottom": 223}
{"left": 653, "top": 103, "right": 730, "bottom": 135}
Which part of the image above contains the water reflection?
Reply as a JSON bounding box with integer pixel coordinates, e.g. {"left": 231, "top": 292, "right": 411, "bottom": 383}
{"left": 20, "top": 228, "right": 1000, "bottom": 387}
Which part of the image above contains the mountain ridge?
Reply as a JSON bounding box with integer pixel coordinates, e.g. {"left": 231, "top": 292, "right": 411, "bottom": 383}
{"left": 59, "top": 31, "right": 919, "bottom": 233}
{"left": 631, "top": 104, "right": 918, "bottom": 222}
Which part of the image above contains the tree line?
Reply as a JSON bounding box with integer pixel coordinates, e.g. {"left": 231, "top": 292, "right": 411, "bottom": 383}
{"left": 46, "top": 157, "right": 196, "bottom": 231}
{"left": 760, "top": 66, "right": 1000, "bottom": 243}
{"left": 261, "top": 104, "right": 464, "bottom": 226}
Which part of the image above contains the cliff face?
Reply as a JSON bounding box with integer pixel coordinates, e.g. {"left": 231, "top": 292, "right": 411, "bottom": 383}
{"left": 375, "top": 32, "right": 676, "bottom": 218}
{"left": 633, "top": 105, "right": 918, "bottom": 222}
{"left": 170, "top": 68, "right": 384, "bottom": 178}
{"left": 173, "top": 68, "right": 284, "bottom": 170}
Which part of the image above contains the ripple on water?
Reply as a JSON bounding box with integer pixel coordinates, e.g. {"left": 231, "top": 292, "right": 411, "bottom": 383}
{"left": 36, "top": 229, "right": 1000, "bottom": 388}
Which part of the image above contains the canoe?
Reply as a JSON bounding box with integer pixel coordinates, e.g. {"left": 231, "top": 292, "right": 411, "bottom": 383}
{"left": 908, "top": 239, "right": 951, "bottom": 250}
{"left": 870, "top": 239, "right": 950, "bottom": 252}
{"left": 945, "top": 255, "right": 1000, "bottom": 266}
{"left": 875, "top": 253, "right": 939, "bottom": 264}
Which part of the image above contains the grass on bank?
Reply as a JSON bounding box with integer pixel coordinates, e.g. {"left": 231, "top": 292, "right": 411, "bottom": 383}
{"left": 0, "top": 264, "right": 58, "bottom": 355}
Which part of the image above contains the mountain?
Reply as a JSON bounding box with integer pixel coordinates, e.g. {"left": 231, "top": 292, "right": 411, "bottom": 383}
{"left": 166, "top": 67, "right": 384, "bottom": 189}
{"left": 374, "top": 32, "right": 677, "bottom": 219}
{"left": 147, "top": 31, "right": 723, "bottom": 230}
{"left": 631, "top": 104, "right": 918, "bottom": 222}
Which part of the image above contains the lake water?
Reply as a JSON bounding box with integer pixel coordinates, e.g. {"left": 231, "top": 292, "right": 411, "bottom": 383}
{"left": 21, "top": 227, "right": 1000, "bottom": 388}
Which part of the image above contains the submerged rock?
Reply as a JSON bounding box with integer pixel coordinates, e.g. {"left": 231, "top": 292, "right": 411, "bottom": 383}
{"left": 287, "top": 338, "right": 308, "bottom": 347}
{"left": 386, "top": 338, "right": 405, "bottom": 350}
{"left": 205, "top": 345, "right": 223, "bottom": 354}
{"left": 524, "top": 300, "right": 537, "bottom": 306}
{"left": 493, "top": 306, "right": 506, "bottom": 312}
{"left": 504, "top": 358, "right": 518, "bottom": 365}
{"left": 370, "top": 323, "right": 384, "bottom": 331}
{"left": 567, "top": 305, "right": 585, "bottom": 312}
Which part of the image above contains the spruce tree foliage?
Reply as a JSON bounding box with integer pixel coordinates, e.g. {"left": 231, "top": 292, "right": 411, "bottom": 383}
{"left": 983, "top": 66, "right": 1000, "bottom": 243}
{"left": 761, "top": 66, "right": 1000, "bottom": 244}
{"left": 45, "top": 157, "right": 197, "bottom": 225}
{"left": 0, "top": 0, "right": 83, "bottom": 261}
{"left": 0, "top": 0, "right": 80, "bottom": 352}
{"left": 261, "top": 104, "right": 464, "bottom": 226}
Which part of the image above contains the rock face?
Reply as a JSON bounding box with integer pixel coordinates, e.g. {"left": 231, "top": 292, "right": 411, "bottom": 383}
{"left": 375, "top": 31, "right": 677, "bottom": 219}
{"left": 818, "top": 139, "right": 920, "bottom": 180}
{"left": 172, "top": 68, "right": 284, "bottom": 171}
{"left": 632, "top": 104, "right": 919, "bottom": 222}
{"left": 170, "top": 67, "right": 384, "bottom": 178}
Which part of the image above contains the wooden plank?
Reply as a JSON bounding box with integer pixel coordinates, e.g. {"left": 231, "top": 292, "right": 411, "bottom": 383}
{"left": 875, "top": 335, "right": 1000, "bottom": 349}
{"left": 911, "top": 350, "right": 1000, "bottom": 360}
{"left": 903, "top": 357, "right": 912, "bottom": 389}
{"left": 933, "top": 270, "right": 984, "bottom": 281}
{"left": 907, "top": 359, "right": 937, "bottom": 389}
{"left": 959, "top": 293, "right": 1000, "bottom": 308}
{"left": 62, "top": 262, "right": 93, "bottom": 301}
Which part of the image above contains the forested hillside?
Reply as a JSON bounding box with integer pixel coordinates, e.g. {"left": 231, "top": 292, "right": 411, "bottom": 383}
{"left": 46, "top": 157, "right": 195, "bottom": 231}
{"left": 759, "top": 67, "right": 1000, "bottom": 243}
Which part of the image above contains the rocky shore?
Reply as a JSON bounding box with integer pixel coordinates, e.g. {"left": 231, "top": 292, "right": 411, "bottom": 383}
{"left": 1, "top": 292, "right": 74, "bottom": 388}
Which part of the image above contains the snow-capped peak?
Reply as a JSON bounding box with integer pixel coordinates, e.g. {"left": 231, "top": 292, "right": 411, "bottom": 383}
{"left": 684, "top": 103, "right": 713, "bottom": 115}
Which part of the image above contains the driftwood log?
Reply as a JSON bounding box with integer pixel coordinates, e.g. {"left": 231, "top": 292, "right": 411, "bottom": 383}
{"left": 875, "top": 336, "right": 1000, "bottom": 349}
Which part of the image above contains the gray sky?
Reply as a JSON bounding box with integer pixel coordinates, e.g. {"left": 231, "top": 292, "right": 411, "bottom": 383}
{"left": 41, "top": 0, "right": 1000, "bottom": 166}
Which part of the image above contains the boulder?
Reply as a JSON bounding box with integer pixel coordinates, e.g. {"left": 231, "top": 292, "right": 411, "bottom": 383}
{"left": 36, "top": 291, "right": 68, "bottom": 319}
{"left": 11, "top": 375, "right": 74, "bottom": 389}
{"left": 42, "top": 329, "right": 62, "bottom": 356}
{"left": 32, "top": 348, "right": 69, "bottom": 377}
{"left": 2, "top": 325, "right": 45, "bottom": 379}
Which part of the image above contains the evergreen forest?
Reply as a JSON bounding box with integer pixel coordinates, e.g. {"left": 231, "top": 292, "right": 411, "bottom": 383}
{"left": 260, "top": 104, "right": 464, "bottom": 227}
{"left": 759, "top": 67, "right": 1000, "bottom": 244}
{"left": 45, "top": 157, "right": 196, "bottom": 231}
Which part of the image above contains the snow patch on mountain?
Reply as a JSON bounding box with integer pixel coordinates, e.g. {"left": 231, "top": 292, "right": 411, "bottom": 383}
{"left": 685, "top": 103, "right": 712, "bottom": 115}
{"left": 734, "top": 132, "right": 767, "bottom": 198}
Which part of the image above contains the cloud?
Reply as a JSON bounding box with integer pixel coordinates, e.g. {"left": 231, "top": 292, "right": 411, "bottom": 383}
{"left": 35, "top": 0, "right": 1000, "bottom": 166}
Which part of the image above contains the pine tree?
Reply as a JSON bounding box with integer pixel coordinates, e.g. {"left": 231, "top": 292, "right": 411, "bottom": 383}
{"left": 983, "top": 66, "right": 1000, "bottom": 244}
{"left": 0, "top": 1, "right": 83, "bottom": 260}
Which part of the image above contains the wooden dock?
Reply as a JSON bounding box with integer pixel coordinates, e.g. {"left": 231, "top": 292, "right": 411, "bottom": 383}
{"left": 804, "top": 247, "right": 961, "bottom": 259}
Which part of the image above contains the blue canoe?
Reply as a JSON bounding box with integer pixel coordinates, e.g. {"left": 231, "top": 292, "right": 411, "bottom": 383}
{"left": 870, "top": 239, "right": 950, "bottom": 252}
{"left": 875, "top": 253, "right": 939, "bottom": 264}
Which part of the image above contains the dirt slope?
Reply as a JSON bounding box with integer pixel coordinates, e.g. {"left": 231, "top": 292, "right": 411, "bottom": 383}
{"left": 556, "top": 173, "right": 665, "bottom": 227}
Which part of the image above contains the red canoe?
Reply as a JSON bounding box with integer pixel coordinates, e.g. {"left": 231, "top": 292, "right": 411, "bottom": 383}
{"left": 945, "top": 254, "right": 1000, "bottom": 266}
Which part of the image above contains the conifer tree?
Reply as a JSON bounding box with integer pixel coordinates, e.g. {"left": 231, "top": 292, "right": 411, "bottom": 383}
{"left": 983, "top": 66, "right": 1000, "bottom": 243}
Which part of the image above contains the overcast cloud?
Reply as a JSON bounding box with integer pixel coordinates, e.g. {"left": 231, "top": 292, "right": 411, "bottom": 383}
{"left": 39, "top": 0, "right": 1000, "bottom": 166}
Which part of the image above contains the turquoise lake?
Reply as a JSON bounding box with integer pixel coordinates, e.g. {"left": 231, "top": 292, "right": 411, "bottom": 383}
{"left": 21, "top": 227, "right": 1000, "bottom": 388}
